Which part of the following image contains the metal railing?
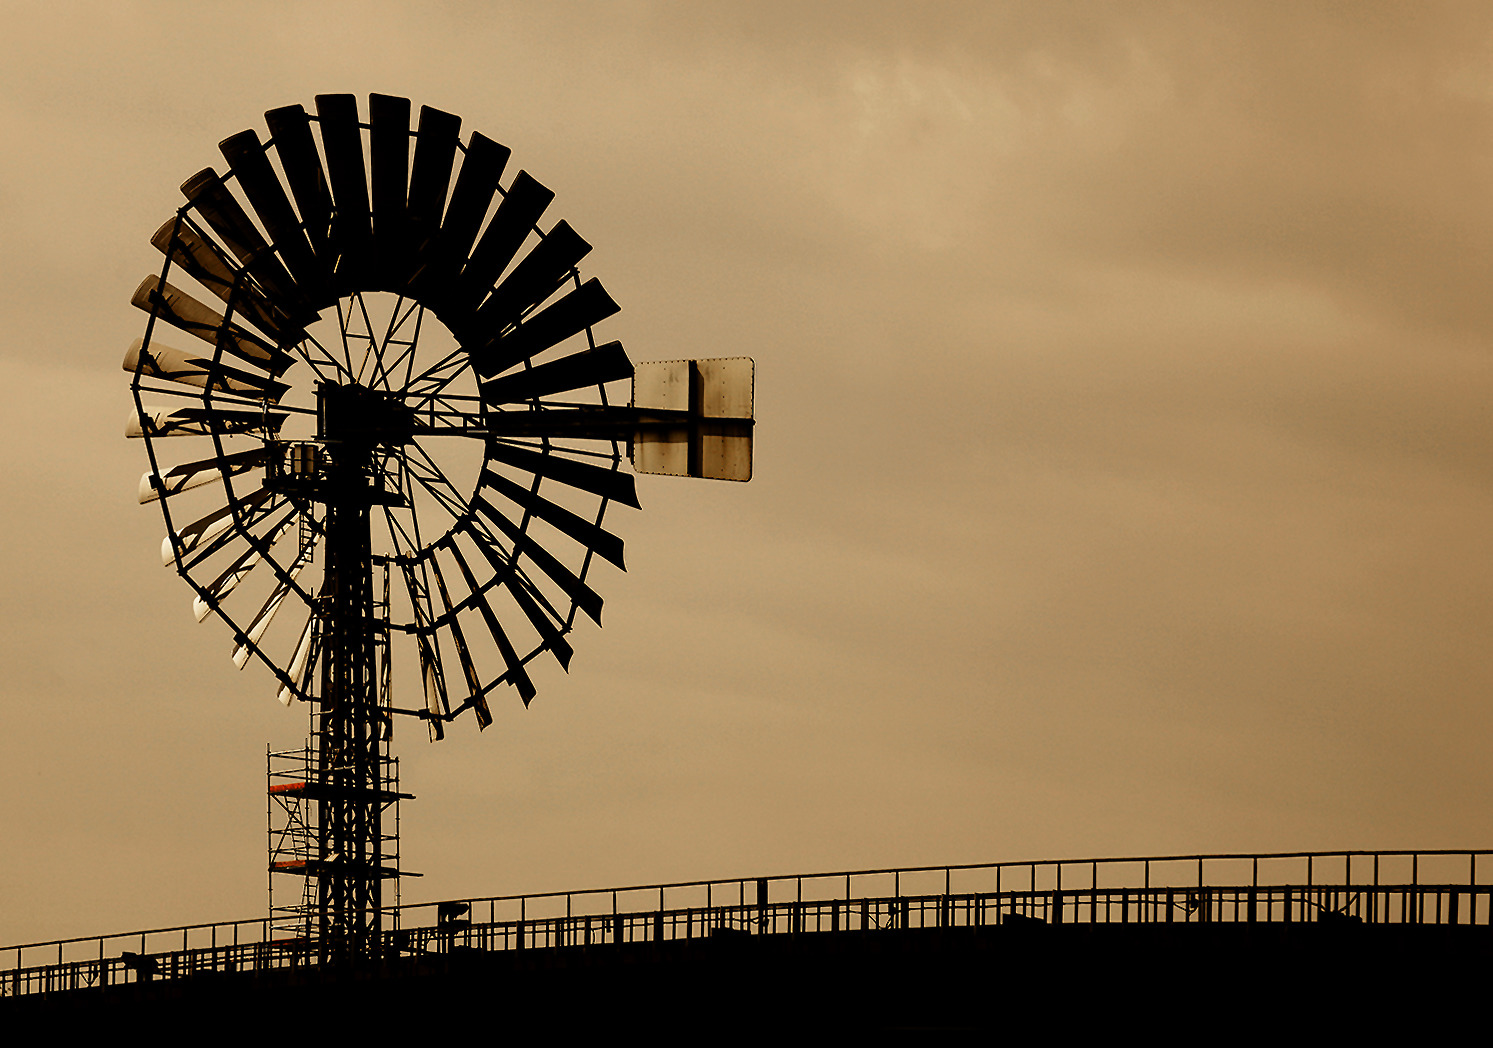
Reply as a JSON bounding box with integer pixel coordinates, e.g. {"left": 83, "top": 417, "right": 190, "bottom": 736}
{"left": 6, "top": 848, "right": 1490, "bottom": 999}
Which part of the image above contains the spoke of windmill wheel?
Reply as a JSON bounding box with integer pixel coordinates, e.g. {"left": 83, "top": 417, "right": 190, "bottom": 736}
{"left": 470, "top": 493, "right": 604, "bottom": 624}
{"left": 452, "top": 530, "right": 573, "bottom": 671}
{"left": 427, "top": 553, "right": 492, "bottom": 727}
{"left": 485, "top": 439, "right": 638, "bottom": 508}
{"left": 132, "top": 278, "right": 294, "bottom": 376}
{"left": 128, "top": 405, "right": 289, "bottom": 439}
{"left": 265, "top": 104, "right": 335, "bottom": 271}
{"left": 365, "top": 297, "right": 424, "bottom": 392}
{"left": 232, "top": 551, "right": 310, "bottom": 669}
{"left": 124, "top": 339, "right": 291, "bottom": 402}
{"left": 219, "top": 129, "right": 332, "bottom": 306}
{"left": 403, "top": 447, "right": 478, "bottom": 523}
{"left": 401, "top": 344, "right": 474, "bottom": 403}
{"left": 191, "top": 511, "right": 298, "bottom": 620}
{"left": 294, "top": 326, "right": 358, "bottom": 386}
{"left": 131, "top": 385, "right": 315, "bottom": 419}
{"left": 472, "top": 280, "right": 621, "bottom": 379}
{"left": 139, "top": 446, "right": 269, "bottom": 504}
{"left": 151, "top": 219, "right": 303, "bottom": 345}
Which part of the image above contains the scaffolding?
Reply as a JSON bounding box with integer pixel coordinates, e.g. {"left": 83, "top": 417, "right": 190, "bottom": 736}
{"left": 268, "top": 743, "right": 410, "bottom": 945}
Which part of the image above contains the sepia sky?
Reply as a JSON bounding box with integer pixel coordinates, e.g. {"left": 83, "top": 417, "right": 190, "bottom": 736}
{"left": 5, "top": 2, "right": 1493, "bottom": 944}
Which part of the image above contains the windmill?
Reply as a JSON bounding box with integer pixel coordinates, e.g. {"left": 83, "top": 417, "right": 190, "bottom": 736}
{"left": 125, "top": 94, "right": 754, "bottom": 960}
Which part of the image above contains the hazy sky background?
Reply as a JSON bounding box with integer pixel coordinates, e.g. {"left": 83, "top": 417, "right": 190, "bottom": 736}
{"left": 5, "top": 1, "right": 1493, "bottom": 944}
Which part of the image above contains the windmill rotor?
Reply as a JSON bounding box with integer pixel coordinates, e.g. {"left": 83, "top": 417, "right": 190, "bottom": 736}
{"left": 125, "top": 93, "right": 754, "bottom": 958}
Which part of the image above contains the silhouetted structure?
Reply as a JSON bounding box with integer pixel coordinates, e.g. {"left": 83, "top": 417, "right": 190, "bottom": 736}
{"left": 124, "top": 94, "right": 753, "bottom": 960}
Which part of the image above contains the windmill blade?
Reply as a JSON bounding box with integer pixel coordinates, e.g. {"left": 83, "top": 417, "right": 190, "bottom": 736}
{"left": 479, "top": 337, "right": 631, "bottom": 402}
{"left": 315, "top": 94, "right": 373, "bottom": 289}
{"left": 475, "top": 281, "right": 622, "bottom": 379}
{"left": 485, "top": 439, "right": 639, "bottom": 509}
{"left": 139, "top": 446, "right": 268, "bottom": 504}
{"left": 480, "top": 469, "right": 625, "bottom": 570}
{"left": 369, "top": 93, "right": 412, "bottom": 289}
{"left": 181, "top": 496, "right": 288, "bottom": 573}
{"left": 151, "top": 220, "right": 303, "bottom": 345}
{"left": 192, "top": 511, "right": 298, "bottom": 620}
{"left": 400, "top": 562, "right": 451, "bottom": 734}
{"left": 264, "top": 104, "right": 335, "bottom": 269}
{"left": 232, "top": 553, "right": 310, "bottom": 669}
{"left": 277, "top": 611, "right": 319, "bottom": 706}
{"left": 162, "top": 487, "right": 274, "bottom": 566}
{"left": 219, "top": 129, "right": 332, "bottom": 306}
{"left": 406, "top": 105, "right": 461, "bottom": 256}
{"left": 180, "top": 168, "right": 315, "bottom": 323}
{"left": 408, "top": 131, "right": 507, "bottom": 307}
{"left": 131, "top": 277, "right": 293, "bottom": 375}
{"left": 128, "top": 405, "right": 288, "bottom": 439}
{"left": 428, "top": 555, "right": 494, "bottom": 727}
{"left": 471, "top": 495, "right": 604, "bottom": 624}
{"left": 451, "top": 171, "right": 554, "bottom": 318}
{"left": 450, "top": 534, "right": 564, "bottom": 681}
{"left": 124, "top": 338, "right": 290, "bottom": 402}
{"left": 442, "top": 540, "right": 537, "bottom": 706}
{"left": 471, "top": 221, "right": 591, "bottom": 340}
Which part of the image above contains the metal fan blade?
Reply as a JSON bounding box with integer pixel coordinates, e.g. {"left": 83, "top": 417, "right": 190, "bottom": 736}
{"left": 441, "top": 542, "right": 536, "bottom": 705}
{"left": 315, "top": 94, "right": 373, "bottom": 289}
{"left": 219, "top": 129, "right": 333, "bottom": 307}
{"left": 475, "top": 281, "right": 622, "bottom": 379}
{"left": 369, "top": 93, "right": 411, "bottom": 289}
{"left": 485, "top": 439, "right": 639, "bottom": 509}
{"left": 162, "top": 487, "right": 274, "bottom": 566}
{"left": 124, "top": 338, "right": 290, "bottom": 402}
{"left": 408, "top": 131, "right": 507, "bottom": 308}
{"left": 400, "top": 561, "right": 452, "bottom": 731}
{"left": 471, "top": 221, "right": 591, "bottom": 339}
{"left": 192, "top": 512, "right": 297, "bottom": 620}
{"left": 479, "top": 337, "right": 631, "bottom": 401}
{"left": 180, "top": 168, "right": 315, "bottom": 323}
{"left": 428, "top": 555, "right": 493, "bottom": 727}
{"left": 151, "top": 220, "right": 303, "bottom": 345}
{"left": 139, "top": 446, "right": 268, "bottom": 504}
{"left": 231, "top": 553, "right": 309, "bottom": 669}
{"left": 131, "top": 277, "right": 293, "bottom": 375}
{"left": 471, "top": 495, "right": 604, "bottom": 624}
{"left": 452, "top": 171, "right": 554, "bottom": 317}
{"left": 277, "top": 612, "right": 318, "bottom": 705}
{"left": 128, "top": 405, "right": 288, "bottom": 439}
{"left": 406, "top": 105, "right": 461, "bottom": 253}
{"left": 480, "top": 469, "right": 625, "bottom": 569}
{"left": 264, "top": 104, "right": 335, "bottom": 269}
{"left": 450, "top": 535, "right": 573, "bottom": 672}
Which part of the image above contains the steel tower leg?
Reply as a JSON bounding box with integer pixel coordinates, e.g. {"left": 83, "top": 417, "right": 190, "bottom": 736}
{"left": 313, "top": 452, "right": 383, "bottom": 962}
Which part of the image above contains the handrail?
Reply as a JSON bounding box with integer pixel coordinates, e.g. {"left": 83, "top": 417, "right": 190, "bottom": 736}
{"left": 5, "top": 847, "right": 1489, "bottom": 999}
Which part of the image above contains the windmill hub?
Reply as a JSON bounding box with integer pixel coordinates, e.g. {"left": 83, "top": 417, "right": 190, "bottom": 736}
{"left": 318, "top": 381, "right": 415, "bottom": 447}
